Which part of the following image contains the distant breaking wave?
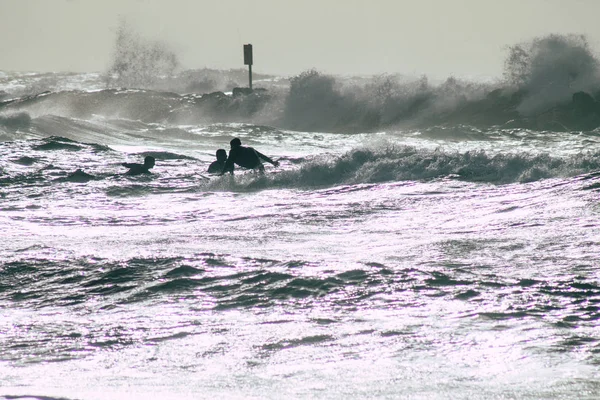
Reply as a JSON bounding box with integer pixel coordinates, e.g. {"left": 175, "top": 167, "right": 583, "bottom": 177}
{"left": 2, "top": 34, "right": 600, "bottom": 133}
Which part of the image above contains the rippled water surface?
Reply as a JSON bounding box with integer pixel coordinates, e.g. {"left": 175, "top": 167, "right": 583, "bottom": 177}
{"left": 2, "top": 87, "right": 600, "bottom": 399}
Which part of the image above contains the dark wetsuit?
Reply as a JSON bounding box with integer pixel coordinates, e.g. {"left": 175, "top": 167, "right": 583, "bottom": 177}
{"left": 207, "top": 160, "right": 225, "bottom": 174}
{"left": 122, "top": 162, "right": 152, "bottom": 175}
{"left": 122, "top": 156, "right": 155, "bottom": 175}
{"left": 222, "top": 146, "right": 275, "bottom": 174}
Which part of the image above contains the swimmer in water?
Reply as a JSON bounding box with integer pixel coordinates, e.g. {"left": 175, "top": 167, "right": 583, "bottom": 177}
{"left": 221, "top": 138, "right": 279, "bottom": 175}
{"left": 122, "top": 156, "right": 155, "bottom": 175}
{"left": 207, "top": 149, "right": 227, "bottom": 174}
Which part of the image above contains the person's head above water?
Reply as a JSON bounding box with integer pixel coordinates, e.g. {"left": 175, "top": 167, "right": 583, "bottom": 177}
{"left": 216, "top": 149, "right": 227, "bottom": 161}
{"left": 230, "top": 138, "right": 242, "bottom": 148}
{"left": 144, "top": 156, "right": 156, "bottom": 169}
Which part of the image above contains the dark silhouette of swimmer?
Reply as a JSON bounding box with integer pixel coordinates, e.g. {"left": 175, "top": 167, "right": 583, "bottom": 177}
{"left": 221, "top": 138, "right": 279, "bottom": 175}
{"left": 122, "top": 156, "right": 155, "bottom": 175}
{"left": 207, "top": 149, "right": 227, "bottom": 174}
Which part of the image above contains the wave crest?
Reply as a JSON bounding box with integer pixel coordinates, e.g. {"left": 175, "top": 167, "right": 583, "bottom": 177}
{"left": 206, "top": 144, "right": 600, "bottom": 190}
{"left": 0, "top": 112, "right": 32, "bottom": 130}
{"left": 504, "top": 34, "right": 600, "bottom": 115}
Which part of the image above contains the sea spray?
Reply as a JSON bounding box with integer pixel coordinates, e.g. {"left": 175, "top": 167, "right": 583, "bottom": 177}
{"left": 3, "top": 34, "right": 600, "bottom": 132}
{"left": 105, "top": 19, "right": 180, "bottom": 89}
{"left": 504, "top": 34, "right": 600, "bottom": 115}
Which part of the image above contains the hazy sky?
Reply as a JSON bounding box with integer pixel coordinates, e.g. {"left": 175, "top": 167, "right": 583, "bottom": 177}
{"left": 2, "top": 0, "right": 600, "bottom": 79}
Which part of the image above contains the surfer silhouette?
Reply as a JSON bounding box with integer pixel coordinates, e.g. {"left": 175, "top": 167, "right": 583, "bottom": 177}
{"left": 122, "top": 156, "right": 155, "bottom": 175}
{"left": 207, "top": 149, "right": 227, "bottom": 174}
{"left": 221, "top": 138, "right": 279, "bottom": 175}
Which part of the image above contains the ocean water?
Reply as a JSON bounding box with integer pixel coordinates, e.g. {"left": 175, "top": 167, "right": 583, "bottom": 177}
{"left": 1, "top": 65, "right": 600, "bottom": 400}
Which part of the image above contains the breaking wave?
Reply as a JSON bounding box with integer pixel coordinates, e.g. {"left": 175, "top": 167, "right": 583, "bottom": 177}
{"left": 201, "top": 144, "right": 600, "bottom": 191}
{"left": 504, "top": 34, "right": 600, "bottom": 115}
{"left": 2, "top": 33, "right": 600, "bottom": 133}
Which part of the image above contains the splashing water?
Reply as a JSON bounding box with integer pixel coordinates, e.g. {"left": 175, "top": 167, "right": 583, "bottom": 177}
{"left": 105, "top": 20, "right": 180, "bottom": 89}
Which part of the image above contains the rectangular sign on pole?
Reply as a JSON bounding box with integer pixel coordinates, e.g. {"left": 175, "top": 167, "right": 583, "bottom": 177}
{"left": 244, "top": 44, "right": 253, "bottom": 90}
{"left": 244, "top": 44, "right": 253, "bottom": 66}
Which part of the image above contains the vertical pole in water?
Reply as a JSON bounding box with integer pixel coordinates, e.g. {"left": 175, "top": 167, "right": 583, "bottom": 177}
{"left": 249, "top": 64, "right": 253, "bottom": 90}
{"left": 244, "top": 44, "right": 253, "bottom": 91}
